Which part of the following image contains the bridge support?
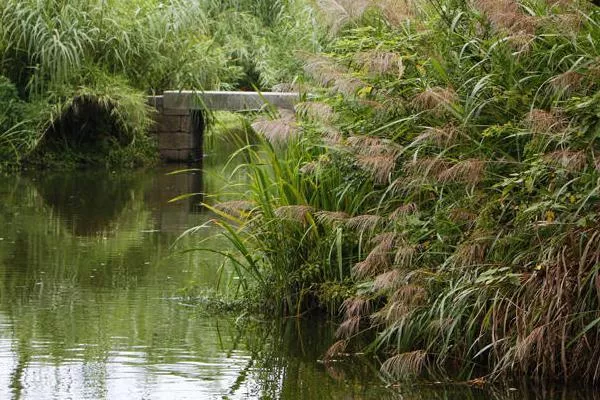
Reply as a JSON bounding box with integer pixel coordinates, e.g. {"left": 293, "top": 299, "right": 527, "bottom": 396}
{"left": 148, "top": 91, "right": 299, "bottom": 163}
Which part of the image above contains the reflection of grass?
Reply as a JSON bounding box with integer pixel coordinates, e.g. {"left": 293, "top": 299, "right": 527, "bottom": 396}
{"left": 0, "top": 170, "right": 225, "bottom": 358}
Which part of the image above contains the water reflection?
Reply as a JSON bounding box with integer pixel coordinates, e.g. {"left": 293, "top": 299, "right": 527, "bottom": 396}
{"left": 33, "top": 172, "right": 146, "bottom": 236}
{"left": 0, "top": 160, "right": 598, "bottom": 398}
{"left": 31, "top": 168, "right": 204, "bottom": 237}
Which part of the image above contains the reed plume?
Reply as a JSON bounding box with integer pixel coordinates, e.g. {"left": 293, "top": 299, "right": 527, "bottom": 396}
{"left": 215, "top": 200, "right": 256, "bottom": 218}
{"left": 373, "top": 269, "right": 403, "bottom": 292}
{"left": 341, "top": 296, "right": 372, "bottom": 318}
{"left": 295, "top": 101, "right": 335, "bottom": 123}
{"left": 544, "top": 150, "right": 587, "bottom": 172}
{"left": 374, "top": 0, "right": 416, "bottom": 26}
{"left": 525, "top": 109, "right": 567, "bottom": 134}
{"left": 413, "top": 87, "right": 458, "bottom": 114}
{"left": 474, "top": 0, "right": 537, "bottom": 35}
{"left": 346, "top": 214, "right": 383, "bottom": 234}
{"left": 315, "top": 0, "right": 371, "bottom": 34}
{"left": 315, "top": 210, "right": 350, "bottom": 225}
{"left": 380, "top": 350, "right": 427, "bottom": 378}
{"left": 274, "top": 205, "right": 314, "bottom": 224}
{"left": 413, "top": 124, "right": 461, "bottom": 148}
{"left": 335, "top": 315, "right": 361, "bottom": 339}
{"left": 390, "top": 203, "right": 418, "bottom": 219}
{"left": 356, "top": 154, "right": 398, "bottom": 184}
{"left": 438, "top": 159, "right": 486, "bottom": 185}
{"left": 251, "top": 112, "right": 299, "bottom": 144}
{"left": 354, "top": 50, "right": 405, "bottom": 77}
{"left": 549, "top": 71, "right": 585, "bottom": 94}
{"left": 323, "top": 339, "right": 348, "bottom": 361}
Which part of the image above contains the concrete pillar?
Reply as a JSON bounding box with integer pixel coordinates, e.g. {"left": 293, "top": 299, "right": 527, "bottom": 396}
{"left": 148, "top": 95, "right": 203, "bottom": 163}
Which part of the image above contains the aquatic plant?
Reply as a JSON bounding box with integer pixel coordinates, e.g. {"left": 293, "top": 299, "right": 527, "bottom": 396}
{"left": 211, "top": 0, "right": 600, "bottom": 385}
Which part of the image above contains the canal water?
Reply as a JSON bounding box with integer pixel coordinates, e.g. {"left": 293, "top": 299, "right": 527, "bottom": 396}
{"left": 0, "top": 139, "right": 598, "bottom": 399}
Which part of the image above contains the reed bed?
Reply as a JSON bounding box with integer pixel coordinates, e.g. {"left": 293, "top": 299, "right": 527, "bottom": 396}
{"left": 211, "top": 0, "right": 600, "bottom": 385}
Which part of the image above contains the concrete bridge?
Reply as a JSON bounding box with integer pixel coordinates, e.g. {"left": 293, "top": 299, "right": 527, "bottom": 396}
{"left": 148, "top": 91, "right": 299, "bottom": 162}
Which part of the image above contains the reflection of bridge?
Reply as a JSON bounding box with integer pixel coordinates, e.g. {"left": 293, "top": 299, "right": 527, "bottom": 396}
{"left": 148, "top": 91, "right": 299, "bottom": 162}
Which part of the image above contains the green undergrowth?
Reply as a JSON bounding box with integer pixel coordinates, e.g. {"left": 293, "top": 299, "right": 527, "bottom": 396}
{"left": 174, "top": 287, "right": 249, "bottom": 315}
{"left": 0, "top": 0, "right": 322, "bottom": 170}
{"left": 207, "top": 0, "right": 600, "bottom": 386}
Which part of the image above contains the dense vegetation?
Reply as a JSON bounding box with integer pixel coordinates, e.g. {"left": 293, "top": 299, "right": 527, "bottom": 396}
{"left": 3, "top": 0, "right": 600, "bottom": 389}
{"left": 0, "top": 0, "right": 320, "bottom": 169}
{"left": 211, "top": 0, "right": 600, "bottom": 386}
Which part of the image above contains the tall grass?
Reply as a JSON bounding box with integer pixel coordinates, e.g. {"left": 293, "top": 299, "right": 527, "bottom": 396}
{"left": 211, "top": 0, "right": 600, "bottom": 385}
{"left": 0, "top": 0, "right": 322, "bottom": 168}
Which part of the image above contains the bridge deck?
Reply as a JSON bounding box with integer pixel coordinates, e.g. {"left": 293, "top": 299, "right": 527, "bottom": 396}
{"left": 163, "top": 91, "right": 299, "bottom": 112}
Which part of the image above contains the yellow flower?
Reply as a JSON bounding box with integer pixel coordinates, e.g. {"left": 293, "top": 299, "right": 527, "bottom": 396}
{"left": 545, "top": 210, "right": 556, "bottom": 222}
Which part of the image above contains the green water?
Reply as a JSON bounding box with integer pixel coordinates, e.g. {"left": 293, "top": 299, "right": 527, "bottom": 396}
{"left": 0, "top": 160, "right": 598, "bottom": 399}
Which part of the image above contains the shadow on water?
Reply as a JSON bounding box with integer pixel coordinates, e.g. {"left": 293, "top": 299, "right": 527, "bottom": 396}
{"left": 32, "top": 171, "right": 144, "bottom": 236}
{"left": 31, "top": 168, "right": 204, "bottom": 237}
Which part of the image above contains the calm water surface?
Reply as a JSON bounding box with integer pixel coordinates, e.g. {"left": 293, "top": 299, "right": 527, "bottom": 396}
{"left": 0, "top": 158, "right": 598, "bottom": 399}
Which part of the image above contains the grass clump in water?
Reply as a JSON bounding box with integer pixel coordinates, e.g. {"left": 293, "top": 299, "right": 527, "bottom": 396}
{"left": 208, "top": 0, "right": 600, "bottom": 386}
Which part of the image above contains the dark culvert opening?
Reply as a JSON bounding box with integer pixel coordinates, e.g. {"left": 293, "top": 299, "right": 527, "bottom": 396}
{"left": 37, "top": 97, "right": 133, "bottom": 166}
